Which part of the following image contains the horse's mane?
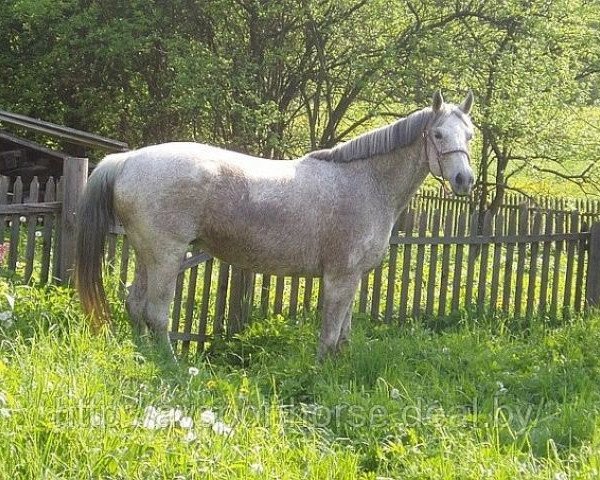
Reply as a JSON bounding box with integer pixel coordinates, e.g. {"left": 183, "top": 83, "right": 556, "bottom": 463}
{"left": 308, "top": 108, "right": 434, "bottom": 163}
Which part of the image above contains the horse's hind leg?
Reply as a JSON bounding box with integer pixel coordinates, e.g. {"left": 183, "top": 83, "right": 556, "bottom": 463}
{"left": 144, "top": 240, "right": 188, "bottom": 358}
{"left": 126, "top": 259, "right": 147, "bottom": 341}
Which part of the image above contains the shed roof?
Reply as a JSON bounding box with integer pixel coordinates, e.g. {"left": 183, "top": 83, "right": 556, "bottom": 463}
{"left": 0, "top": 109, "right": 128, "bottom": 153}
{"left": 0, "top": 130, "right": 69, "bottom": 160}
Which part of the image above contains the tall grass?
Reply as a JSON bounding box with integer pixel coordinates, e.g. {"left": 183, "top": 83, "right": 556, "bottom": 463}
{"left": 0, "top": 279, "right": 600, "bottom": 478}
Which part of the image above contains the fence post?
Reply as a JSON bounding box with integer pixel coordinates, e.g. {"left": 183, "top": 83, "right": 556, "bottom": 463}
{"left": 59, "top": 156, "right": 88, "bottom": 284}
{"left": 585, "top": 222, "right": 600, "bottom": 308}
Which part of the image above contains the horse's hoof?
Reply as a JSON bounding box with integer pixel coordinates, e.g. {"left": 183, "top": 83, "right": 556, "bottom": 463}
{"left": 336, "top": 337, "right": 350, "bottom": 352}
{"left": 317, "top": 344, "right": 338, "bottom": 363}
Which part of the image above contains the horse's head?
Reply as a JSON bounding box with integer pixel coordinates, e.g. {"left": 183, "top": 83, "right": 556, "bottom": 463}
{"left": 424, "top": 91, "right": 475, "bottom": 196}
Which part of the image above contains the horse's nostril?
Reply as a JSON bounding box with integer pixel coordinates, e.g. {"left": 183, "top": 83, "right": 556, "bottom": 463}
{"left": 455, "top": 173, "right": 463, "bottom": 186}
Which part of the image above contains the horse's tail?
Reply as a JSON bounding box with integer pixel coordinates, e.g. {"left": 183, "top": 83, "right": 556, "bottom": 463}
{"left": 75, "top": 153, "right": 127, "bottom": 330}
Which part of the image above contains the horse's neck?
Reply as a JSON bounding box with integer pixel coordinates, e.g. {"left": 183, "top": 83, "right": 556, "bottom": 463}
{"left": 367, "top": 140, "right": 429, "bottom": 217}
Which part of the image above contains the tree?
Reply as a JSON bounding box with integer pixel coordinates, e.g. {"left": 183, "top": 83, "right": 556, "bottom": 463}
{"left": 0, "top": 0, "right": 597, "bottom": 205}
{"left": 405, "top": 0, "right": 600, "bottom": 209}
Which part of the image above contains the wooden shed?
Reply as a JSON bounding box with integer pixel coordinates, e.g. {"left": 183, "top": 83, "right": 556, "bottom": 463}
{"left": 0, "top": 109, "right": 128, "bottom": 188}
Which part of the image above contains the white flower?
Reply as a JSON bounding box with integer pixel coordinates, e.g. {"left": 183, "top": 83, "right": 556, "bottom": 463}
{"left": 186, "top": 251, "right": 193, "bottom": 258}
{"left": 200, "top": 409, "right": 217, "bottom": 425}
{"left": 179, "top": 416, "right": 194, "bottom": 429}
{"left": 91, "top": 413, "right": 104, "bottom": 427}
{"left": 554, "top": 472, "right": 568, "bottom": 480}
{"left": 19, "top": 216, "right": 26, "bottom": 223}
{"left": 212, "top": 421, "right": 233, "bottom": 436}
{"left": 390, "top": 388, "right": 401, "bottom": 400}
{"left": 496, "top": 381, "right": 508, "bottom": 394}
{"left": 188, "top": 366, "right": 200, "bottom": 377}
{"left": 35, "top": 230, "right": 42, "bottom": 238}
{"left": 0, "top": 408, "right": 11, "bottom": 418}
{"left": 183, "top": 430, "right": 197, "bottom": 443}
{"left": 250, "top": 463, "right": 264, "bottom": 474}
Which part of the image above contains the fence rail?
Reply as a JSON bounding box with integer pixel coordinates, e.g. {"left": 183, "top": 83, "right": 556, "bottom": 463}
{"left": 1, "top": 161, "right": 599, "bottom": 356}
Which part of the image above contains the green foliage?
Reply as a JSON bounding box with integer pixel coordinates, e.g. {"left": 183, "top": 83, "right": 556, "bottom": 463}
{"left": 0, "top": 0, "right": 598, "bottom": 195}
{"left": 2, "top": 280, "right": 600, "bottom": 477}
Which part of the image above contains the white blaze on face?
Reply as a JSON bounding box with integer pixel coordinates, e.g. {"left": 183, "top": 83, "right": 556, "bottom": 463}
{"left": 427, "top": 107, "right": 475, "bottom": 197}
{"left": 443, "top": 111, "right": 474, "bottom": 196}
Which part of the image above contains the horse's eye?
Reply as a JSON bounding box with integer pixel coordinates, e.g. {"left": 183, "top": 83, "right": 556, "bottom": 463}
{"left": 434, "top": 131, "right": 443, "bottom": 140}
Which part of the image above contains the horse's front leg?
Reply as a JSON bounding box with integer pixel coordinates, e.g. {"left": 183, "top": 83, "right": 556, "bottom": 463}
{"left": 318, "top": 272, "right": 360, "bottom": 360}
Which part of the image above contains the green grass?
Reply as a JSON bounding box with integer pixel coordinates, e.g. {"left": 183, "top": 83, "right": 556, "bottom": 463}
{"left": 1, "top": 280, "right": 600, "bottom": 478}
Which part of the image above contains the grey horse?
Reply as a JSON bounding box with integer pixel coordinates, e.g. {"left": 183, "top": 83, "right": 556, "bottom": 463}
{"left": 75, "top": 91, "right": 475, "bottom": 359}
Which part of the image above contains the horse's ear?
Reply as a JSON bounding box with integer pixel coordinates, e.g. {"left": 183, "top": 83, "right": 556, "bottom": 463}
{"left": 459, "top": 90, "right": 474, "bottom": 114}
{"left": 432, "top": 90, "right": 444, "bottom": 112}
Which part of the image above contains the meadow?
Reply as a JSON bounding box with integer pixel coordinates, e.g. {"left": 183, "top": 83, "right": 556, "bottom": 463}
{"left": 0, "top": 280, "right": 600, "bottom": 479}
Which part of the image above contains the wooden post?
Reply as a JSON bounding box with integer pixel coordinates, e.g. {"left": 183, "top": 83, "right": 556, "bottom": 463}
{"left": 59, "top": 157, "right": 88, "bottom": 283}
{"left": 227, "top": 267, "right": 243, "bottom": 335}
{"left": 585, "top": 222, "right": 600, "bottom": 308}
{"left": 213, "top": 261, "right": 230, "bottom": 338}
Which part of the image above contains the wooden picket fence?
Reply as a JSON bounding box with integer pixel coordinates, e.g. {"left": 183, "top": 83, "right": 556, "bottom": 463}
{"left": 410, "top": 187, "right": 600, "bottom": 232}
{"left": 1, "top": 160, "right": 600, "bottom": 356}
{"left": 0, "top": 175, "right": 62, "bottom": 283}
{"left": 102, "top": 193, "right": 600, "bottom": 356}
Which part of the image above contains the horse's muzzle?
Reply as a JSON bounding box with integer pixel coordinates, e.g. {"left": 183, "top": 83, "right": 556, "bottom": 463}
{"left": 449, "top": 171, "right": 474, "bottom": 197}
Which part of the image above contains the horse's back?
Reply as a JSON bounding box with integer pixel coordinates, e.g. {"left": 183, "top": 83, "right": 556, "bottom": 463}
{"left": 111, "top": 143, "right": 322, "bottom": 272}
{"left": 110, "top": 142, "right": 384, "bottom": 276}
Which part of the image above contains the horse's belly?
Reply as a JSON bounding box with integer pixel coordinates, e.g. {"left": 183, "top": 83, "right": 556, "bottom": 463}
{"left": 199, "top": 229, "right": 321, "bottom": 276}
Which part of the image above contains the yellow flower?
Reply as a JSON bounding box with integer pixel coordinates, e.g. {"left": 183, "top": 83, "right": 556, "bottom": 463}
{"left": 206, "top": 380, "right": 217, "bottom": 390}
